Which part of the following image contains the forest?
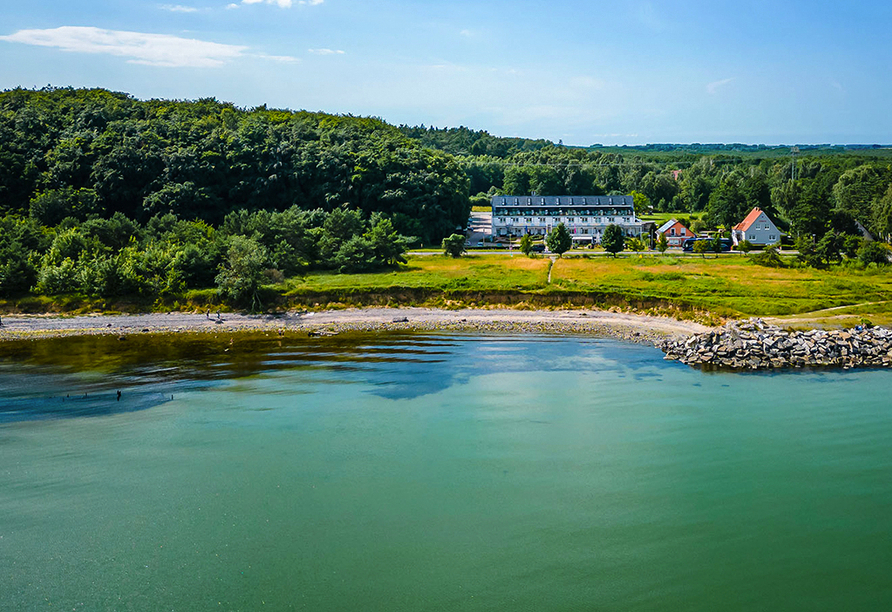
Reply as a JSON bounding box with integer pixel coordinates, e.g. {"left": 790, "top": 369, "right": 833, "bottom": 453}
{"left": 2, "top": 87, "right": 892, "bottom": 304}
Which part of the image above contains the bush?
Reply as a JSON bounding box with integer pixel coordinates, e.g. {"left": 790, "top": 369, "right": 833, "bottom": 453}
{"left": 736, "top": 239, "right": 754, "bottom": 253}
{"left": 442, "top": 234, "right": 466, "bottom": 258}
{"left": 857, "top": 241, "right": 890, "bottom": 266}
{"left": 35, "top": 258, "right": 79, "bottom": 294}
{"left": 750, "top": 245, "right": 786, "bottom": 268}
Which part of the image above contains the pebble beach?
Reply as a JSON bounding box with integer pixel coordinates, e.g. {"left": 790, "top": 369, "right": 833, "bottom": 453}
{"left": 0, "top": 307, "right": 710, "bottom": 345}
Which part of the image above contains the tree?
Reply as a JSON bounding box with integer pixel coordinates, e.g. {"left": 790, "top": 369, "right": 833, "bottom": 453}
{"left": 814, "top": 230, "right": 843, "bottom": 266}
{"left": 519, "top": 233, "right": 534, "bottom": 256}
{"left": 215, "top": 235, "right": 268, "bottom": 308}
{"left": 442, "top": 233, "right": 466, "bottom": 258}
{"left": 627, "top": 237, "right": 647, "bottom": 252}
{"left": 736, "top": 239, "right": 754, "bottom": 254}
{"left": 601, "top": 224, "right": 624, "bottom": 257}
{"left": 692, "top": 239, "right": 709, "bottom": 258}
{"left": 842, "top": 235, "right": 863, "bottom": 259}
{"left": 364, "top": 215, "right": 410, "bottom": 266}
{"left": 656, "top": 233, "right": 669, "bottom": 253}
{"left": 630, "top": 190, "right": 651, "bottom": 214}
{"left": 707, "top": 181, "right": 747, "bottom": 229}
{"left": 546, "top": 223, "right": 572, "bottom": 257}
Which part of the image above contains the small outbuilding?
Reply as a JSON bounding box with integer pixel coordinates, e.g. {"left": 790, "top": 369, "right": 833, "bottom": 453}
{"left": 656, "top": 219, "right": 695, "bottom": 248}
{"left": 732, "top": 208, "right": 781, "bottom": 246}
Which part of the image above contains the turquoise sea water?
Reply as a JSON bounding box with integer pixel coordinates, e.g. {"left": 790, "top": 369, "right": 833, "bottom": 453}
{"left": 1, "top": 333, "right": 891, "bottom": 611}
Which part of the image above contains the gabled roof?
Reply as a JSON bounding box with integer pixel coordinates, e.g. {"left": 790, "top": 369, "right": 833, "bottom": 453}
{"left": 733, "top": 207, "right": 769, "bottom": 232}
{"left": 656, "top": 219, "right": 678, "bottom": 233}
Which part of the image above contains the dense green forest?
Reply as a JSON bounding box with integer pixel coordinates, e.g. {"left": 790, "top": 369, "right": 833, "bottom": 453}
{"left": 2, "top": 86, "right": 892, "bottom": 304}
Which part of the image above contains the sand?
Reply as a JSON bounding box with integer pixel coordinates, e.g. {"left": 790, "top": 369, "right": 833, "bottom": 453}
{"left": 0, "top": 307, "right": 709, "bottom": 344}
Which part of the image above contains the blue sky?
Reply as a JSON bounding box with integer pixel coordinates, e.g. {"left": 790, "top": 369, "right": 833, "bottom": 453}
{"left": 1, "top": 0, "right": 890, "bottom": 145}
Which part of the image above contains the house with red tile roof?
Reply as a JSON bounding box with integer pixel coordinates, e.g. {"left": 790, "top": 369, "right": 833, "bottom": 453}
{"left": 656, "top": 219, "right": 694, "bottom": 248}
{"left": 732, "top": 207, "right": 781, "bottom": 246}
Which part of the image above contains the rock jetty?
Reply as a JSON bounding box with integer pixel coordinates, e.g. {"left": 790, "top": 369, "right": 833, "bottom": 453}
{"left": 661, "top": 319, "right": 892, "bottom": 370}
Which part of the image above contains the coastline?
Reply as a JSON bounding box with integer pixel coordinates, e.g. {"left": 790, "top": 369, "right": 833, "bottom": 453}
{"left": 0, "top": 307, "right": 710, "bottom": 345}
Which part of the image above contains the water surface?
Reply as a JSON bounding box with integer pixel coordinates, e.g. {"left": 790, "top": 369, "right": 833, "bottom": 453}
{"left": 1, "top": 332, "right": 891, "bottom": 611}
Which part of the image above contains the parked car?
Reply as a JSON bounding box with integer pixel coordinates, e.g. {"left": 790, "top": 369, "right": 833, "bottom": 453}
{"left": 682, "top": 237, "right": 732, "bottom": 252}
{"left": 531, "top": 243, "right": 546, "bottom": 253}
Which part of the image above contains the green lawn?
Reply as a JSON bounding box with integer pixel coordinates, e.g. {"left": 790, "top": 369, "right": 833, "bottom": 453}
{"left": 278, "top": 253, "right": 892, "bottom": 323}
{"left": 282, "top": 255, "right": 550, "bottom": 294}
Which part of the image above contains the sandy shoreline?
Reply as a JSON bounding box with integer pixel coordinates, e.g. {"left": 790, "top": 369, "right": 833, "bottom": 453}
{"left": 0, "top": 307, "right": 710, "bottom": 344}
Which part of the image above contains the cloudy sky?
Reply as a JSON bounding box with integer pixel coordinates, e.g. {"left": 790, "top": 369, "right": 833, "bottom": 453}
{"left": 1, "top": 0, "right": 890, "bottom": 145}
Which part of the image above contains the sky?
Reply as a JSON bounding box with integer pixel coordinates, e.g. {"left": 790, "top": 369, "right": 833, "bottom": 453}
{"left": 1, "top": 0, "right": 891, "bottom": 146}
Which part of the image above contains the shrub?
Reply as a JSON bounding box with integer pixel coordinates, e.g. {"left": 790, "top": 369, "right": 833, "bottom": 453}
{"left": 750, "top": 245, "right": 786, "bottom": 268}
{"left": 34, "top": 257, "right": 79, "bottom": 294}
{"left": 857, "top": 241, "right": 890, "bottom": 266}
{"left": 442, "top": 234, "right": 466, "bottom": 258}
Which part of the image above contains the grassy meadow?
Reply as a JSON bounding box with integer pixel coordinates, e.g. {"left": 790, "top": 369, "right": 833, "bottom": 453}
{"left": 271, "top": 252, "right": 892, "bottom": 325}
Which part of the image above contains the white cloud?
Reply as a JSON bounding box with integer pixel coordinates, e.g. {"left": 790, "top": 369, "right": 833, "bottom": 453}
{"left": 160, "top": 4, "right": 199, "bottom": 12}
{"left": 0, "top": 26, "right": 275, "bottom": 68}
{"left": 226, "top": 3, "right": 239, "bottom": 8}
{"left": 706, "top": 77, "right": 734, "bottom": 94}
{"left": 256, "top": 53, "right": 299, "bottom": 62}
{"left": 459, "top": 29, "right": 473, "bottom": 37}
{"left": 308, "top": 48, "right": 344, "bottom": 55}
{"left": 242, "top": 0, "right": 323, "bottom": 7}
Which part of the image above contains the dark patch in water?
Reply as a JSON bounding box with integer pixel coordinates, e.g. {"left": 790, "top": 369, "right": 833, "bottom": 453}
{"left": 0, "top": 331, "right": 671, "bottom": 419}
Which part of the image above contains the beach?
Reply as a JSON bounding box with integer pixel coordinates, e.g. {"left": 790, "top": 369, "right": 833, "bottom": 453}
{"left": 0, "top": 307, "right": 710, "bottom": 344}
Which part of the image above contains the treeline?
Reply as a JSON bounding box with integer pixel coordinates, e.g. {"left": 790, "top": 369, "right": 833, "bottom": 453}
{"left": 0, "top": 87, "right": 470, "bottom": 244}
{"left": 397, "top": 125, "right": 552, "bottom": 158}
{"left": 443, "top": 146, "right": 892, "bottom": 243}
{"left": 0, "top": 207, "right": 410, "bottom": 305}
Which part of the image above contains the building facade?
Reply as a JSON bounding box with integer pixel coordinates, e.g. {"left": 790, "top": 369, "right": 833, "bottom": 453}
{"left": 656, "top": 219, "right": 694, "bottom": 248}
{"left": 490, "top": 195, "right": 647, "bottom": 244}
{"left": 732, "top": 207, "right": 781, "bottom": 246}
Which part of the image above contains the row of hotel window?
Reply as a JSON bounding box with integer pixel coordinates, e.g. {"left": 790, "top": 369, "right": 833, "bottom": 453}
{"left": 497, "top": 228, "right": 641, "bottom": 236}
{"left": 493, "top": 209, "right": 633, "bottom": 217}
{"left": 496, "top": 217, "right": 631, "bottom": 224}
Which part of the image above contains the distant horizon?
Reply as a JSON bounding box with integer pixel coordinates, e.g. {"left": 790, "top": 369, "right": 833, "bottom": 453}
{"left": 7, "top": 82, "right": 892, "bottom": 151}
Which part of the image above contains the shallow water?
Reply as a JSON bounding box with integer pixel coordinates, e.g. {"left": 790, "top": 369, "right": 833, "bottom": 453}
{"left": 2, "top": 332, "right": 892, "bottom": 611}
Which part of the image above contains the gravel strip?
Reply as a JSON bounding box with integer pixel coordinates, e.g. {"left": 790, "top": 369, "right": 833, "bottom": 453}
{"left": 0, "top": 307, "right": 709, "bottom": 345}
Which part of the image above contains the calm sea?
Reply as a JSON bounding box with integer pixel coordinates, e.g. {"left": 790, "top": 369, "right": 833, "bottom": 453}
{"left": 1, "top": 332, "right": 891, "bottom": 611}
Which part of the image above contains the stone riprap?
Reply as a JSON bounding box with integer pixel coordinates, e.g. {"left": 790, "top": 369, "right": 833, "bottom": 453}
{"left": 661, "top": 319, "right": 892, "bottom": 370}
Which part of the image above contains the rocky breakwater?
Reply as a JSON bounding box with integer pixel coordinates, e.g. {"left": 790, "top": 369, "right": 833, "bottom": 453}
{"left": 661, "top": 319, "right": 892, "bottom": 370}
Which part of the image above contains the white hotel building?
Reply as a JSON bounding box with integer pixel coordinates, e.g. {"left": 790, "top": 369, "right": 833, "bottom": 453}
{"left": 491, "top": 194, "right": 649, "bottom": 244}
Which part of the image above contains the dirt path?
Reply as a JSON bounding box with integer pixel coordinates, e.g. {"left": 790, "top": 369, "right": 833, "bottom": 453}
{"left": 0, "top": 307, "right": 710, "bottom": 343}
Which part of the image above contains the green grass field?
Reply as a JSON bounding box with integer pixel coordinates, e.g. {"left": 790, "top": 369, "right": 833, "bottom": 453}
{"left": 272, "top": 253, "right": 892, "bottom": 325}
